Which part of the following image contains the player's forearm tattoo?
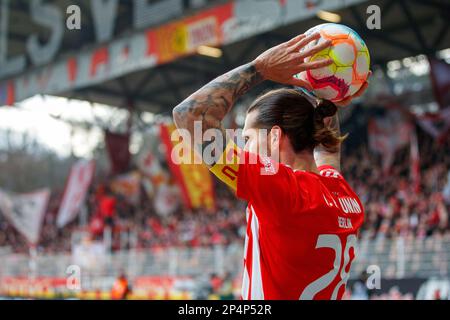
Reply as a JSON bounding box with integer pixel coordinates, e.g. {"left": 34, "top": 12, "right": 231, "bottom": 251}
{"left": 173, "top": 62, "right": 263, "bottom": 130}
{"left": 173, "top": 62, "right": 263, "bottom": 157}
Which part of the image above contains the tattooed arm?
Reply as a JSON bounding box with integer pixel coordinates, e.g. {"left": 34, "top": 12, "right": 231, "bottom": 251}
{"left": 172, "top": 62, "right": 263, "bottom": 164}
{"left": 173, "top": 32, "right": 333, "bottom": 165}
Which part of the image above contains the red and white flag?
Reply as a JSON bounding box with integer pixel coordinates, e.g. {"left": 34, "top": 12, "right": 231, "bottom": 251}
{"left": 368, "top": 110, "right": 412, "bottom": 173}
{"left": 57, "top": 160, "right": 96, "bottom": 228}
{"left": 138, "top": 149, "right": 167, "bottom": 187}
{"left": 428, "top": 57, "right": 450, "bottom": 109}
{"left": 0, "top": 188, "right": 50, "bottom": 244}
{"left": 154, "top": 182, "right": 180, "bottom": 217}
{"left": 110, "top": 171, "right": 141, "bottom": 205}
{"left": 416, "top": 107, "right": 450, "bottom": 144}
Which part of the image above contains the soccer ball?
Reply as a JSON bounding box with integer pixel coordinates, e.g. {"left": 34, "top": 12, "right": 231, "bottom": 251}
{"left": 295, "top": 23, "right": 370, "bottom": 103}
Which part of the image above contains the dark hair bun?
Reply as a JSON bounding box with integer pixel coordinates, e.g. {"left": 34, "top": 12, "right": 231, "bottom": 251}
{"left": 315, "top": 99, "right": 337, "bottom": 120}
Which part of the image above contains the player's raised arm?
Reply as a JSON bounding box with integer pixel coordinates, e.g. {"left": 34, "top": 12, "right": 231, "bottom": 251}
{"left": 313, "top": 107, "right": 343, "bottom": 171}
{"left": 314, "top": 78, "right": 370, "bottom": 172}
{"left": 172, "top": 32, "right": 333, "bottom": 165}
{"left": 172, "top": 62, "right": 263, "bottom": 163}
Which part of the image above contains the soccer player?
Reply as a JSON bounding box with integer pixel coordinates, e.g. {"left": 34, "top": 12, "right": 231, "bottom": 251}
{"left": 173, "top": 32, "right": 369, "bottom": 300}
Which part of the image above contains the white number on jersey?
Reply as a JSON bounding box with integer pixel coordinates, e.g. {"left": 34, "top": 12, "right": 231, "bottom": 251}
{"left": 299, "top": 234, "right": 357, "bottom": 300}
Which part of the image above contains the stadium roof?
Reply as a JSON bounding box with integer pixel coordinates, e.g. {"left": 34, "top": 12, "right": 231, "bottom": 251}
{"left": 1, "top": 0, "right": 449, "bottom": 114}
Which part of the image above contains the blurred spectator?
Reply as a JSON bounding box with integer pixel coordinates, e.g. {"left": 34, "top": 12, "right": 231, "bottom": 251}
{"left": 111, "top": 271, "right": 131, "bottom": 300}
{"left": 351, "top": 272, "right": 369, "bottom": 300}
{"left": 98, "top": 186, "right": 117, "bottom": 228}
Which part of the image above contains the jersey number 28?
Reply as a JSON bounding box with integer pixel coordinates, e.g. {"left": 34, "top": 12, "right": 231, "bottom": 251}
{"left": 299, "top": 234, "right": 357, "bottom": 300}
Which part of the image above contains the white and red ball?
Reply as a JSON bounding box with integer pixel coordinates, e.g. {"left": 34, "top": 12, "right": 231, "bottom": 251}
{"left": 295, "top": 23, "right": 370, "bottom": 103}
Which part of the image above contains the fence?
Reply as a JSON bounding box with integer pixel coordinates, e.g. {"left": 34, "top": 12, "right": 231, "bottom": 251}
{"left": 351, "top": 235, "right": 450, "bottom": 279}
{"left": 1, "top": 236, "right": 450, "bottom": 292}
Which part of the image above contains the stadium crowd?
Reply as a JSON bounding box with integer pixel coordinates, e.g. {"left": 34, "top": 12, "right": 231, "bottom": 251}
{"left": 344, "top": 130, "right": 450, "bottom": 240}
{"left": 0, "top": 177, "right": 247, "bottom": 254}
{"left": 0, "top": 109, "right": 449, "bottom": 301}
{"left": 0, "top": 120, "right": 449, "bottom": 255}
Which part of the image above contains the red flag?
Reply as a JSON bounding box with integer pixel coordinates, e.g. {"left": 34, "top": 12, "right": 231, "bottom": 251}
{"left": 410, "top": 126, "right": 421, "bottom": 194}
{"left": 104, "top": 131, "right": 130, "bottom": 175}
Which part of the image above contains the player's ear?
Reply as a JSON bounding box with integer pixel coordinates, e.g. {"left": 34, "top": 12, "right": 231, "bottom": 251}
{"left": 269, "top": 126, "right": 282, "bottom": 154}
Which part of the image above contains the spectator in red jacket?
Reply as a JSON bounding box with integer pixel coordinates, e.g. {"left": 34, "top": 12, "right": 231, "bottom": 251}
{"left": 99, "top": 186, "right": 117, "bottom": 227}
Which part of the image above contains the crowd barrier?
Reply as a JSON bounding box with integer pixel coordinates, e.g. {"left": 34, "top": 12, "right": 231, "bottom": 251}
{"left": 1, "top": 236, "right": 449, "bottom": 299}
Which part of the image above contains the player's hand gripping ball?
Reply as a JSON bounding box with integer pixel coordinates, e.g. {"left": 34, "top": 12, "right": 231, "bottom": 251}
{"left": 294, "top": 23, "right": 370, "bottom": 103}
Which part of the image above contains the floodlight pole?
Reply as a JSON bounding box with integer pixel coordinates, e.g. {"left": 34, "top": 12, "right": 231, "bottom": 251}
{"left": 126, "top": 97, "right": 134, "bottom": 136}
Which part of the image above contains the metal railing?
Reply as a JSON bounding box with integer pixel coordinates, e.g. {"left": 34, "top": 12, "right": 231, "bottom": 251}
{"left": 351, "top": 236, "right": 450, "bottom": 279}
{"left": 1, "top": 236, "right": 449, "bottom": 287}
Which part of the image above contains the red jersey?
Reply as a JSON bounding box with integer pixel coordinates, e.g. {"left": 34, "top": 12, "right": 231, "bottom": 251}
{"left": 210, "top": 142, "right": 364, "bottom": 300}
{"left": 99, "top": 196, "right": 116, "bottom": 218}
